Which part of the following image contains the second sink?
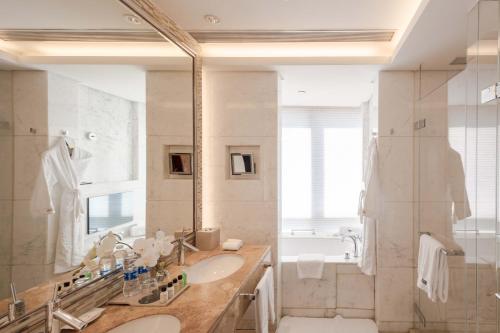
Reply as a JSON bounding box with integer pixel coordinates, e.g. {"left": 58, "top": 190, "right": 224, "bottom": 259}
{"left": 185, "top": 254, "right": 244, "bottom": 284}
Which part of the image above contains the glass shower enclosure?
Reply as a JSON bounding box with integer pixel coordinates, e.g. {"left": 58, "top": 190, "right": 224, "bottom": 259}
{"left": 414, "top": 1, "right": 499, "bottom": 332}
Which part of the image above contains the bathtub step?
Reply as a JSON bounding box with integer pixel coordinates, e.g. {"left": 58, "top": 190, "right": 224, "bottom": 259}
{"left": 277, "top": 316, "right": 378, "bottom": 333}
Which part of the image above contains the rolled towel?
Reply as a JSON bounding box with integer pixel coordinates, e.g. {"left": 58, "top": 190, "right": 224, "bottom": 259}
{"left": 297, "top": 253, "right": 325, "bottom": 279}
{"left": 223, "top": 238, "right": 243, "bottom": 251}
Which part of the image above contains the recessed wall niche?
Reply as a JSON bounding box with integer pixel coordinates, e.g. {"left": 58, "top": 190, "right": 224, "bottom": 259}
{"left": 163, "top": 145, "right": 193, "bottom": 179}
{"left": 226, "top": 145, "right": 260, "bottom": 180}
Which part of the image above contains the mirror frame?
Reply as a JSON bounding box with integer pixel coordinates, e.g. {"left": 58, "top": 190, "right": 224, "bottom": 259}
{"left": 118, "top": 0, "right": 203, "bottom": 240}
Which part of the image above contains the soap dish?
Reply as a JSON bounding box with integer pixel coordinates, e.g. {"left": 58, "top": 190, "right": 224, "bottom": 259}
{"left": 108, "top": 284, "right": 190, "bottom": 307}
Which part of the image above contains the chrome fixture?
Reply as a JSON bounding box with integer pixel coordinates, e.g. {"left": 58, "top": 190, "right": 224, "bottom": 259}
{"left": 123, "top": 14, "right": 142, "bottom": 25}
{"left": 0, "top": 283, "right": 25, "bottom": 328}
{"left": 204, "top": 14, "right": 221, "bottom": 25}
{"left": 46, "top": 285, "right": 88, "bottom": 332}
{"left": 175, "top": 229, "right": 200, "bottom": 266}
{"left": 341, "top": 234, "right": 361, "bottom": 258}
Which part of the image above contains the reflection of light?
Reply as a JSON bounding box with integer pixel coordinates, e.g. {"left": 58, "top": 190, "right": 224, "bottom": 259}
{"left": 0, "top": 41, "right": 186, "bottom": 57}
{"left": 467, "top": 40, "right": 497, "bottom": 57}
{"left": 201, "top": 42, "right": 392, "bottom": 58}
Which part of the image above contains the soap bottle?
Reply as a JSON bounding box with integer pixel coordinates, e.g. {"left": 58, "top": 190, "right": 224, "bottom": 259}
{"left": 114, "top": 245, "right": 127, "bottom": 269}
{"left": 167, "top": 282, "right": 174, "bottom": 299}
{"left": 99, "top": 251, "right": 116, "bottom": 276}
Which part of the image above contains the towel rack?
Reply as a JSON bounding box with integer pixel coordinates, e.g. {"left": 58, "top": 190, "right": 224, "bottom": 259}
{"left": 240, "top": 290, "right": 259, "bottom": 301}
{"left": 418, "top": 231, "right": 465, "bottom": 256}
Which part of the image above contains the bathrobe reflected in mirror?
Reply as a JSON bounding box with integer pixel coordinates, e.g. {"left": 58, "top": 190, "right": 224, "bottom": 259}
{"left": 31, "top": 138, "right": 92, "bottom": 273}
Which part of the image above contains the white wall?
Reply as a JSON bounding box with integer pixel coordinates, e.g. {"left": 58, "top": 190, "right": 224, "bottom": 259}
{"left": 203, "top": 71, "right": 279, "bottom": 258}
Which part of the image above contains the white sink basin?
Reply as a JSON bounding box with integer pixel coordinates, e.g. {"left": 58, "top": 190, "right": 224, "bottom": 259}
{"left": 107, "top": 315, "right": 180, "bottom": 333}
{"left": 186, "top": 254, "right": 245, "bottom": 284}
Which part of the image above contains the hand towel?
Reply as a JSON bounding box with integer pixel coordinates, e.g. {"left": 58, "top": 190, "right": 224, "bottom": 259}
{"left": 417, "top": 234, "right": 449, "bottom": 303}
{"left": 222, "top": 239, "right": 243, "bottom": 251}
{"left": 296, "top": 253, "right": 325, "bottom": 279}
{"left": 255, "top": 267, "right": 275, "bottom": 333}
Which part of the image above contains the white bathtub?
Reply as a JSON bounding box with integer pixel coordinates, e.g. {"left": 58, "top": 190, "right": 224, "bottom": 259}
{"left": 280, "top": 235, "right": 360, "bottom": 263}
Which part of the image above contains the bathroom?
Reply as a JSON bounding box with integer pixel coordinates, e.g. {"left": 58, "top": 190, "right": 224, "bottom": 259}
{"left": 0, "top": 0, "right": 498, "bottom": 332}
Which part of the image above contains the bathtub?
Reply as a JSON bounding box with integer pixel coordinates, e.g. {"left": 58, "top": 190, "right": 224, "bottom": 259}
{"left": 280, "top": 235, "right": 360, "bottom": 263}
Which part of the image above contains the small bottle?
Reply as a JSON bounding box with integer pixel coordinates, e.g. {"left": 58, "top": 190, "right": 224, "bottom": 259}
{"left": 167, "top": 282, "right": 174, "bottom": 299}
{"left": 137, "top": 266, "right": 149, "bottom": 286}
{"left": 172, "top": 278, "right": 178, "bottom": 293}
{"left": 177, "top": 275, "right": 184, "bottom": 290}
{"left": 159, "top": 290, "right": 168, "bottom": 304}
{"left": 182, "top": 271, "right": 187, "bottom": 287}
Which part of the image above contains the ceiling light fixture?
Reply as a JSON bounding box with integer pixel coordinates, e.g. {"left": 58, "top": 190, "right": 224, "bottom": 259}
{"left": 297, "top": 90, "right": 307, "bottom": 94}
{"left": 204, "top": 14, "right": 221, "bottom": 25}
{"left": 123, "top": 14, "right": 142, "bottom": 25}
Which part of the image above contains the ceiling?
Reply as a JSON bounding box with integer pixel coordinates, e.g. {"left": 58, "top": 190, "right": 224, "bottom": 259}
{"left": 279, "top": 65, "right": 378, "bottom": 107}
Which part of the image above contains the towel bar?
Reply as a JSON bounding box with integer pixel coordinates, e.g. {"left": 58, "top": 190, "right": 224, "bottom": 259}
{"left": 240, "top": 291, "right": 259, "bottom": 301}
{"left": 419, "top": 232, "right": 465, "bottom": 256}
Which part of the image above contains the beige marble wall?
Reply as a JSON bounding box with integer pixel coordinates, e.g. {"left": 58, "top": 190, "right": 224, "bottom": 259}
{"left": 377, "top": 71, "right": 415, "bottom": 332}
{"left": 146, "top": 71, "right": 194, "bottom": 235}
{"left": 202, "top": 71, "right": 278, "bottom": 258}
{"left": 282, "top": 262, "right": 374, "bottom": 319}
{"left": 0, "top": 71, "right": 13, "bottom": 298}
{"left": 11, "top": 71, "right": 52, "bottom": 292}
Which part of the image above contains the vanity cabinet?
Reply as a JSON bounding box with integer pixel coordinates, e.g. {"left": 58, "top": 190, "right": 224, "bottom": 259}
{"left": 212, "top": 251, "right": 273, "bottom": 333}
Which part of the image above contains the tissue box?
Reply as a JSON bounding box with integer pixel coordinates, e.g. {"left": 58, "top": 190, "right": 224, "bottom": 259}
{"left": 196, "top": 228, "right": 220, "bottom": 251}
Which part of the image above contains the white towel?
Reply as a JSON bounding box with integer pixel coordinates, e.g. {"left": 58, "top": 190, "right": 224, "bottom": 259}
{"left": 255, "top": 267, "right": 275, "bottom": 333}
{"left": 222, "top": 238, "right": 243, "bottom": 250}
{"left": 417, "top": 235, "right": 449, "bottom": 303}
{"left": 296, "top": 253, "right": 325, "bottom": 279}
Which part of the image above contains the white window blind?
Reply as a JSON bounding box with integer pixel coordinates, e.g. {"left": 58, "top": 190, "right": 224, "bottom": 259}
{"left": 281, "top": 107, "right": 363, "bottom": 234}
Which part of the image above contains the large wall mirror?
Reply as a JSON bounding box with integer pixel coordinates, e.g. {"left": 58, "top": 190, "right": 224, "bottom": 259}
{"left": 0, "top": 0, "right": 196, "bottom": 299}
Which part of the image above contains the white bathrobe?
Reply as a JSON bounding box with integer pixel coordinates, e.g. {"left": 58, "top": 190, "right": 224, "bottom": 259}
{"left": 358, "top": 138, "right": 380, "bottom": 276}
{"left": 31, "top": 138, "right": 92, "bottom": 273}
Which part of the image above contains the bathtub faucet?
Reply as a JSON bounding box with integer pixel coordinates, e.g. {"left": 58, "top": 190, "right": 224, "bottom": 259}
{"left": 341, "top": 234, "right": 361, "bottom": 258}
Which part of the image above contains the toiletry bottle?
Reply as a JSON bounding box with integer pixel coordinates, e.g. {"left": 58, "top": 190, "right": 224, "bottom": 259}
{"left": 177, "top": 275, "right": 184, "bottom": 289}
{"left": 122, "top": 254, "right": 140, "bottom": 297}
{"left": 114, "top": 245, "right": 127, "bottom": 269}
{"left": 167, "top": 282, "right": 174, "bottom": 299}
{"left": 172, "top": 278, "right": 178, "bottom": 293}
{"left": 137, "top": 266, "right": 149, "bottom": 285}
{"left": 182, "top": 271, "right": 187, "bottom": 287}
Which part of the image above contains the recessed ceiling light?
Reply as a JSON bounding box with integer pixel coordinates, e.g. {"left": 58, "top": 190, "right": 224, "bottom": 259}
{"left": 204, "top": 14, "right": 221, "bottom": 25}
{"left": 123, "top": 14, "right": 142, "bottom": 25}
{"left": 297, "top": 90, "right": 307, "bottom": 94}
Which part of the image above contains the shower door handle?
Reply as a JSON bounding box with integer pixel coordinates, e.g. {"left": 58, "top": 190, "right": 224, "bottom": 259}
{"left": 481, "top": 82, "right": 500, "bottom": 104}
{"left": 495, "top": 292, "right": 500, "bottom": 300}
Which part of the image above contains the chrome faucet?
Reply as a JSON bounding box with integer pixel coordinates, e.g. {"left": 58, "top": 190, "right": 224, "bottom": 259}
{"left": 46, "top": 285, "right": 87, "bottom": 332}
{"left": 175, "top": 229, "right": 200, "bottom": 266}
{"left": 342, "top": 234, "right": 361, "bottom": 258}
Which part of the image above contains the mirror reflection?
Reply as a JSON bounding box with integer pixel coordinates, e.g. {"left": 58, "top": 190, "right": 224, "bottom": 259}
{"left": 0, "top": 0, "right": 194, "bottom": 298}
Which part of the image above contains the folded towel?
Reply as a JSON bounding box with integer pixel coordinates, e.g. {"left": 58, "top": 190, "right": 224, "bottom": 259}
{"left": 255, "top": 267, "right": 275, "bottom": 333}
{"left": 297, "top": 253, "right": 325, "bottom": 279}
{"left": 417, "top": 235, "right": 449, "bottom": 303}
{"left": 223, "top": 239, "right": 243, "bottom": 251}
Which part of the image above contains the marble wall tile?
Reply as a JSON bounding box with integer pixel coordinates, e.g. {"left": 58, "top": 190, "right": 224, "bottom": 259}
{"left": 205, "top": 72, "right": 278, "bottom": 138}
{"left": 0, "top": 136, "right": 13, "bottom": 200}
{"left": 11, "top": 263, "right": 53, "bottom": 293}
{"left": 146, "top": 200, "right": 193, "bottom": 236}
{"left": 378, "top": 71, "right": 414, "bottom": 137}
{"left": 378, "top": 136, "right": 413, "bottom": 202}
{"left": 13, "top": 71, "right": 48, "bottom": 136}
{"left": 0, "top": 265, "right": 11, "bottom": 299}
{"left": 12, "top": 200, "right": 47, "bottom": 265}
{"left": 47, "top": 73, "right": 79, "bottom": 137}
{"left": 0, "top": 200, "right": 13, "bottom": 266}
{"left": 0, "top": 71, "right": 13, "bottom": 137}
{"left": 13, "top": 135, "right": 48, "bottom": 200}
{"left": 282, "top": 308, "right": 332, "bottom": 318}
{"left": 337, "top": 274, "right": 375, "bottom": 309}
{"left": 146, "top": 71, "right": 193, "bottom": 137}
{"left": 378, "top": 202, "right": 414, "bottom": 268}
{"left": 336, "top": 308, "right": 374, "bottom": 319}
{"left": 417, "top": 84, "right": 448, "bottom": 137}
{"left": 378, "top": 321, "right": 414, "bottom": 333}
{"left": 376, "top": 268, "right": 414, "bottom": 322}
{"left": 418, "top": 137, "right": 448, "bottom": 202}
{"left": 281, "top": 262, "right": 337, "bottom": 309}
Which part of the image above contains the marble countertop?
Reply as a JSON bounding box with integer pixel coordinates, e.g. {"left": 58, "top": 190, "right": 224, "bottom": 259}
{"left": 84, "top": 245, "right": 270, "bottom": 333}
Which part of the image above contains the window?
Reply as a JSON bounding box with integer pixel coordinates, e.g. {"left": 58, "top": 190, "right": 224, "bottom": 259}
{"left": 281, "top": 107, "right": 362, "bottom": 234}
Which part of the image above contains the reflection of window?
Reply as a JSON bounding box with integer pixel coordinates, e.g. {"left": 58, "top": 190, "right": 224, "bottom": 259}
{"left": 87, "top": 192, "right": 134, "bottom": 234}
{"left": 281, "top": 108, "right": 362, "bottom": 234}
